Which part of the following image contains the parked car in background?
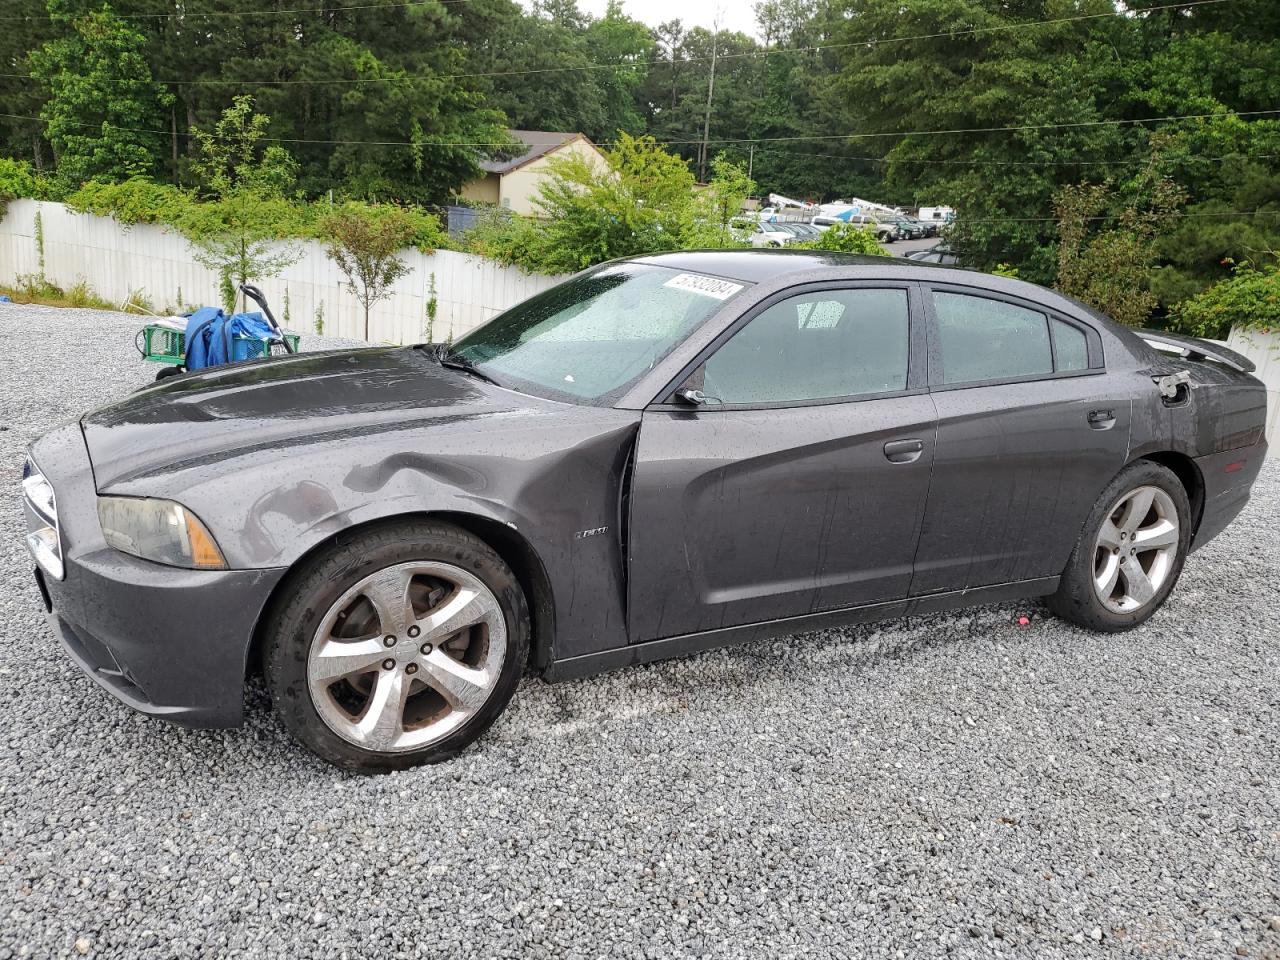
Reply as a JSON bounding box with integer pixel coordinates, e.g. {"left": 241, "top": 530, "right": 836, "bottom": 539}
{"left": 749, "top": 220, "right": 797, "bottom": 248}
{"left": 893, "top": 217, "right": 929, "bottom": 240}
{"left": 906, "top": 245, "right": 960, "bottom": 266}
{"left": 23, "top": 250, "right": 1268, "bottom": 771}
{"left": 775, "top": 223, "right": 821, "bottom": 243}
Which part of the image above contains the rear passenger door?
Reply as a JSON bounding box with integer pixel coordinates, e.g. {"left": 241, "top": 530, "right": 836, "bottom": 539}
{"left": 910, "top": 285, "right": 1132, "bottom": 595}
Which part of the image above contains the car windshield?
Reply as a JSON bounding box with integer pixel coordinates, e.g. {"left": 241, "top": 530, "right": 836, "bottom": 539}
{"left": 448, "top": 262, "right": 748, "bottom": 405}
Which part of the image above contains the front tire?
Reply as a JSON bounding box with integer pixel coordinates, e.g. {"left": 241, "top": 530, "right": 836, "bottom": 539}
{"left": 263, "top": 520, "right": 529, "bottom": 772}
{"left": 1047, "top": 460, "right": 1191, "bottom": 632}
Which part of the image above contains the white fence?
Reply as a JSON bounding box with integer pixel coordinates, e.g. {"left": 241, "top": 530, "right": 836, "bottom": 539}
{"left": 1227, "top": 329, "right": 1280, "bottom": 458}
{"left": 0, "top": 199, "right": 564, "bottom": 344}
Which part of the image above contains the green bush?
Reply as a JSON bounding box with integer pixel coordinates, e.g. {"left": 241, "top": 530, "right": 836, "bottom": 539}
{"left": 1171, "top": 259, "right": 1280, "bottom": 340}
{"left": 0, "top": 159, "right": 62, "bottom": 213}
{"left": 66, "top": 178, "right": 194, "bottom": 226}
{"left": 794, "top": 221, "right": 888, "bottom": 255}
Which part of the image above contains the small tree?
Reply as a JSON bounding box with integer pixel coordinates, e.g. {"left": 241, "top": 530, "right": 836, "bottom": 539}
{"left": 1053, "top": 151, "right": 1186, "bottom": 327}
{"left": 180, "top": 97, "right": 304, "bottom": 310}
{"left": 321, "top": 203, "right": 421, "bottom": 340}
{"left": 689, "top": 154, "right": 756, "bottom": 247}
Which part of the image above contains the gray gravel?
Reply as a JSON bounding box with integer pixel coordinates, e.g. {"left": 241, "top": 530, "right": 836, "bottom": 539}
{"left": 1, "top": 303, "right": 1278, "bottom": 960}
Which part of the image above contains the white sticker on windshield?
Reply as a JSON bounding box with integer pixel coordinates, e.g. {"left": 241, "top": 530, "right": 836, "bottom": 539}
{"left": 663, "top": 273, "right": 744, "bottom": 300}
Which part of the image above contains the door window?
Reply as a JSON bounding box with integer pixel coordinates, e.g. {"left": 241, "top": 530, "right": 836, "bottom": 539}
{"left": 933, "top": 292, "right": 1052, "bottom": 384}
{"left": 702, "top": 288, "right": 910, "bottom": 404}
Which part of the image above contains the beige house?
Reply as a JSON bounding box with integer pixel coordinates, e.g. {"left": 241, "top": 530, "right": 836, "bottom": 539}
{"left": 458, "top": 130, "right": 606, "bottom": 215}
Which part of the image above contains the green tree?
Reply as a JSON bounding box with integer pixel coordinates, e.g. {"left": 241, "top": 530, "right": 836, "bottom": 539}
{"left": 1053, "top": 153, "right": 1186, "bottom": 328}
{"left": 28, "top": 3, "right": 173, "bottom": 188}
{"left": 321, "top": 202, "right": 436, "bottom": 339}
{"left": 689, "top": 155, "right": 756, "bottom": 246}
{"left": 522, "top": 132, "right": 699, "bottom": 271}
{"left": 180, "top": 97, "right": 304, "bottom": 309}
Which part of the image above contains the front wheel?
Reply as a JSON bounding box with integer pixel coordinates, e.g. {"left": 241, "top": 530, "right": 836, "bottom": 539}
{"left": 263, "top": 520, "right": 529, "bottom": 772}
{"left": 1047, "top": 460, "right": 1191, "bottom": 632}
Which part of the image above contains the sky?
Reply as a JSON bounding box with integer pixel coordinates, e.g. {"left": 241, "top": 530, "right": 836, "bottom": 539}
{"left": 523, "top": 0, "right": 760, "bottom": 37}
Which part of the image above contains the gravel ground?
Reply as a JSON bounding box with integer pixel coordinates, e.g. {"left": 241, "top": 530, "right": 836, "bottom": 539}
{"left": 1, "top": 303, "right": 1278, "bottom": 960}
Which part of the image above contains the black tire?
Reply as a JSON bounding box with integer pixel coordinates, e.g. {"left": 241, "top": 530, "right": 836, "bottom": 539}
{"left": 1046, "top": 460, "right": 1192, "bottom": 632}
{"left": 263, "top": 519, "right": 530, "bottom": 773}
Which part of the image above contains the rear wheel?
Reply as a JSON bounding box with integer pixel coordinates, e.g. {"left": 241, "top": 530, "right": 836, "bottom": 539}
{"left": 1047, "top": 460, "right": 1191, "bottom": 632}
{"left": 264, "top": 520, "right": 529, "bottom": 772}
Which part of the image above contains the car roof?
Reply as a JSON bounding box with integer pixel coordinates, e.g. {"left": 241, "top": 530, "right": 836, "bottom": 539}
{"left": 622, "top": 249, "right": 1129, "bottom": 339}
{"left": 629, "top": 249, "right": 909, "bottom": 283}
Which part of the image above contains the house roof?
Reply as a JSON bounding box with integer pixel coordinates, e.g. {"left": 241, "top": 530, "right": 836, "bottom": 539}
{"left": 478, "top": 130, "right": 586, "bottom": 175}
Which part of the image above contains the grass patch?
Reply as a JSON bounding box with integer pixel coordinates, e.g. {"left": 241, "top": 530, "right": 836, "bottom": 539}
{"left": 1, "top": 275, "right": 119, "bottom": 311}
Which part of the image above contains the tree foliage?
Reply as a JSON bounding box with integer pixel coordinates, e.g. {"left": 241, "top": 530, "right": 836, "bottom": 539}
{"left": 795, "top": 222, "right": 888, "bottom": 256}
{"left": 1, "top": 0, "right": 1278, "bottom": 329}
{"left": 181, "top": 98, "right": 305, "bottom": 308}
{"left": 465, "top": 134, "right": 756, "bottom": 273}
{"left": 1172, "top": 259, "right": 1280, "bottom": 340}
{"left": 321, "top": 203, "right": 424, "bottom": 339}
{"left": 1053, "top": 151, "right": 1186, "bottom": 328}
{"left": 28, "top": 4, "right": 172, "bottom": 188}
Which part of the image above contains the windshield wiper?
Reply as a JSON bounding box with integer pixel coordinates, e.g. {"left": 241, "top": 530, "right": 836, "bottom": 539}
{"left": 421, "top": 344, "right": 504, "bottom": 388}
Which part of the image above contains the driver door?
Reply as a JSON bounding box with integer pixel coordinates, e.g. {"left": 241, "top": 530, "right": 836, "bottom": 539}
{"left": 626, "top": 282, "right": 937, "bottom": 642}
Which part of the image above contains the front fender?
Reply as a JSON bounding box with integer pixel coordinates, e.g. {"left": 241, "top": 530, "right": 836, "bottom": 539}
{"left": 103, "top": 414, "right": 641, "bottom": 662}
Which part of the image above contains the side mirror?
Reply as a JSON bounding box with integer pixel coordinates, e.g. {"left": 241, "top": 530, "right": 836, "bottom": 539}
{"left": 674, "top": 388, "right": 706, "bottom": 406}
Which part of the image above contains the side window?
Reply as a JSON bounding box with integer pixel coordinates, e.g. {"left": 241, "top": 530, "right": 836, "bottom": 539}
{"left": 702, "top": 288, "right": 910, "bottom": 404}
{"left": 1052, "top": 317, "right": 1089, "bottom": 371}
{"left": 933, "top": 292, "right": 1051, "bottom": 384}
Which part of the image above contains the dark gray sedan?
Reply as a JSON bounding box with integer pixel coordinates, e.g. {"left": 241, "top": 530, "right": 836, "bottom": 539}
{"left": 22, "top": 251, "right": 1268, "bottom": 771}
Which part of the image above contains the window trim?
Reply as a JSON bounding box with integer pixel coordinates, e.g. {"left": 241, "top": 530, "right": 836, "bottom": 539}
{"left": 647, "top": 280, "right": 926, "bottom": 412}
{"left": 923, "top": 283, "right": 1105, "bottom": 392}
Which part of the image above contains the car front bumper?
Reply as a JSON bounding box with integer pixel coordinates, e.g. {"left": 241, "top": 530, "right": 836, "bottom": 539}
{"left": 25, "top": 424, "right": 286, "bottom": 728}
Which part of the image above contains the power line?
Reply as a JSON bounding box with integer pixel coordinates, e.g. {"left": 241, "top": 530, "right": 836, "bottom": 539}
{"left": 0, "top": 0, "right": 1233, "bottom": 86}
{"left": 950, "top": 209, "right": 1275, "bottom": 224}
{"left": 751, "top": 145, "right": 1280, "bottom": 168}
{"left": 3, "top": 108, "right": 1276, "bottom": 150}
{"left": 0, "top": 0, "right": 481, "bottom": 23}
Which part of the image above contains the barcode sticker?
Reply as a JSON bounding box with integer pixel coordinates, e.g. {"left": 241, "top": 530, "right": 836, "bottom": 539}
{"left": 663, "top": 273, "right": 744, "bottom": 300}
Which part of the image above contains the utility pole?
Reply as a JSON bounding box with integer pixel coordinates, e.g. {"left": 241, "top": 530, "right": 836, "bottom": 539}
{"left": 748, "top": 144, "right": 754, "bottom": 179}
{"left": 698, "top": 14, "right": 720, "bottom": 183}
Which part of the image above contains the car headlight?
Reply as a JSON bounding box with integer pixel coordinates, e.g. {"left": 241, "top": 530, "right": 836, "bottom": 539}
{"left": 97, "top": 496, "right": 228, "bottom": 570}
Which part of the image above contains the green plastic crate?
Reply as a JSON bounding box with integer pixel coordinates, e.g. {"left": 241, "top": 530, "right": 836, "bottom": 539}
{"left": 138, "top": 324, "right": 300, "bottom": 365}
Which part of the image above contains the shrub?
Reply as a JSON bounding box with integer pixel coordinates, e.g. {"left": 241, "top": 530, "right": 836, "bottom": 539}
{"left": 794, "top": 221, "right": 888, "bottom": 255}
{"left": 0, "top": 159, "right": 62, "bottom": 215}
{"left": 66, "top": 178, "right": 193, "bottom": 226}
{"left": 1171, "top": 259, "right": 1280, "bottom": 340}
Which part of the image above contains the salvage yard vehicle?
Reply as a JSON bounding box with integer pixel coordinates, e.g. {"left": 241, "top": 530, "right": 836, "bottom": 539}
{"left": 22, "top": 250, "right": 1268, "bottom": 772}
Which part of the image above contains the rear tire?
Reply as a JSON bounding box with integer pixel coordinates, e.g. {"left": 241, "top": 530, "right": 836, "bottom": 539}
{"left": 1047, "top": 460, "right": 1191, "bottom": 632}
{"left": 263, "top": 519, "right": 529, "bottom": 773}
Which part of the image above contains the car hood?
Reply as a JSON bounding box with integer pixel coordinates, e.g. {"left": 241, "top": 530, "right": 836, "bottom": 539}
{"left": 82, "top": 346, "right": 557, "bottom": 489}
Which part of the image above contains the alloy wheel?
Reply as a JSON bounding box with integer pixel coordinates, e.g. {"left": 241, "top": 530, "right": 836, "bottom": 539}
{"left": 307, "top": 561, "right": 507, "bottom": 753}
{"left": 1092, "top": 485, "right": 1180, "bottom": 614}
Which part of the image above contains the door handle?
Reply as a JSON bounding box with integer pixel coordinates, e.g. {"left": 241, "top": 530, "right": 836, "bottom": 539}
{"left": 883, "top": 438, "right": 924, "bottom": 463}
{"left": 1087, "top": 409, "right": 1116, "bottom": 430}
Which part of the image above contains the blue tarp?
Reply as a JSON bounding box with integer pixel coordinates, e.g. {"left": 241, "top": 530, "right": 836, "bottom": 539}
{"left": 184, "top": 308, "right": 279, "bottom": 371}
